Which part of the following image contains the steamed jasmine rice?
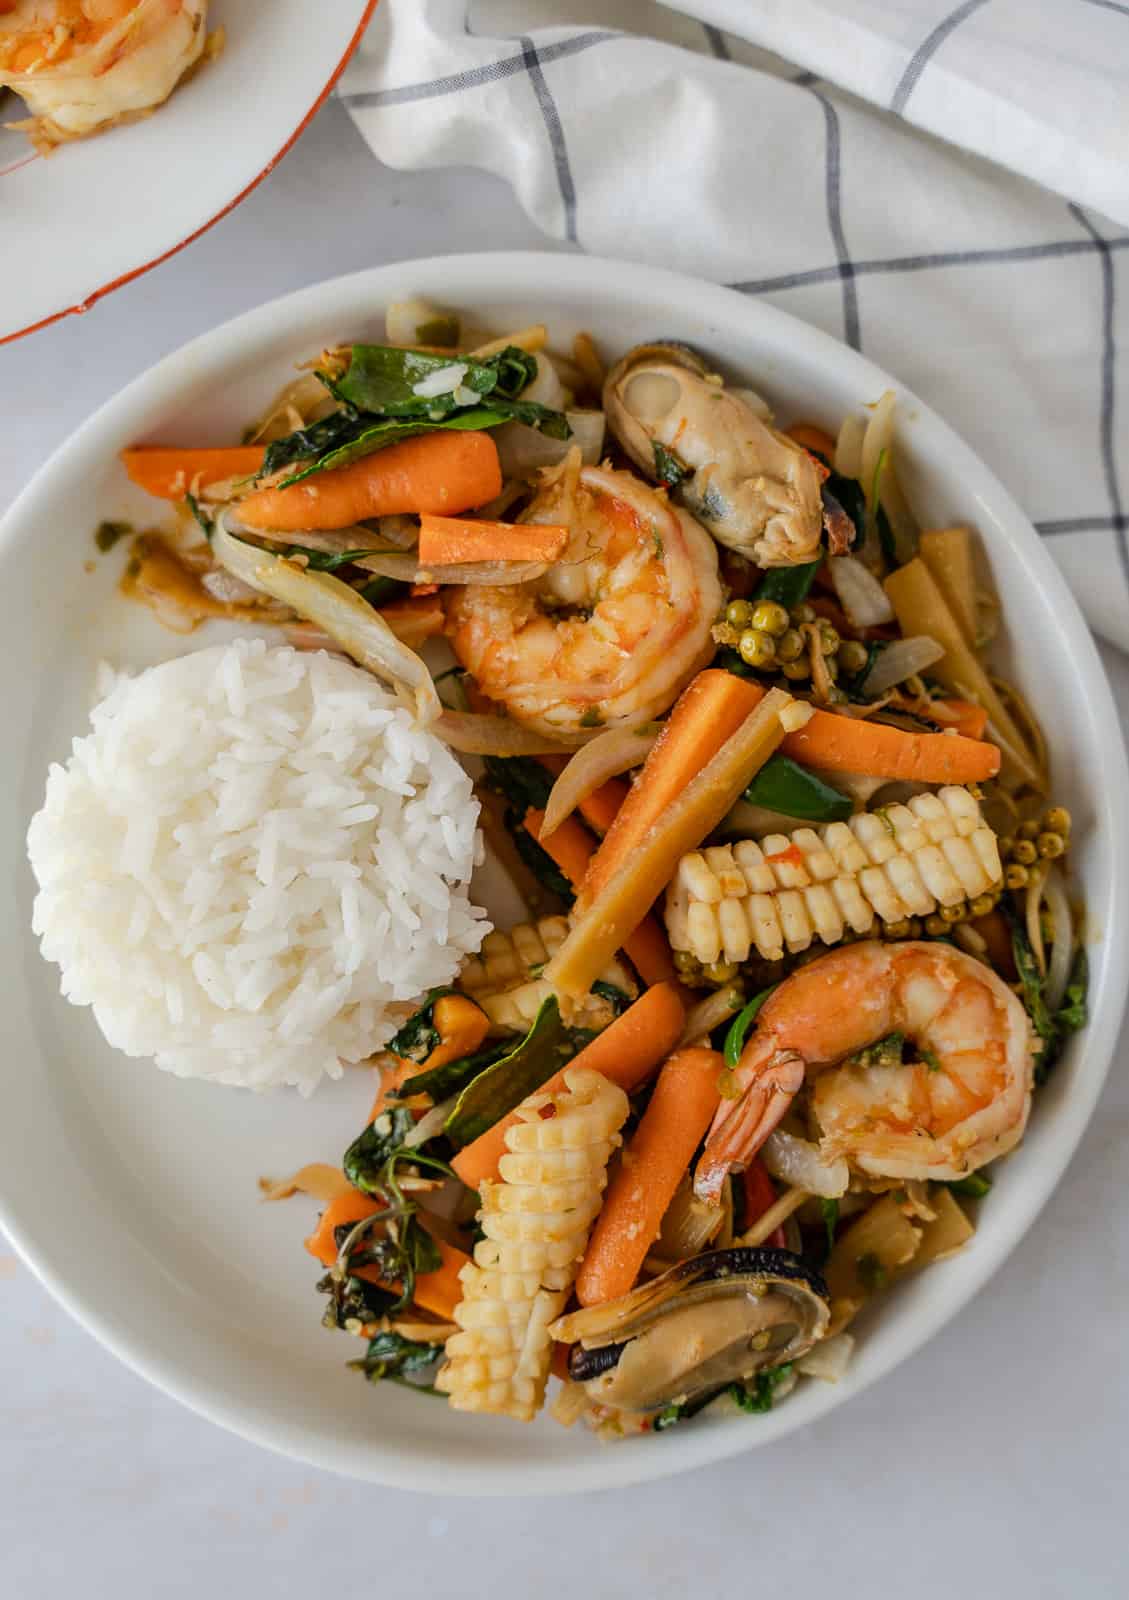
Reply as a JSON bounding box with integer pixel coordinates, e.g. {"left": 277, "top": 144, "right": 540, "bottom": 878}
{"left": 27, "top": 639, "right": 489, "bottom": 1092}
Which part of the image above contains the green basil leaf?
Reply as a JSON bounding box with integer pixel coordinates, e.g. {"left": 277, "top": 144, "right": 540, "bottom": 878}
{"left": 743, "top": 754, "right": 853, "bottom": 822}
{"left": 754, "top": 560, "right": 820, "bottom": 609}
{"left": 723, "top": 986, "right": 778, "bottom": 1067}
{"left": 444, "top": 997, "right": 572, "bottom": 1148}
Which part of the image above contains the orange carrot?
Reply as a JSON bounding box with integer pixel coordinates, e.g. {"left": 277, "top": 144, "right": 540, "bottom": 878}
{"left": 418, "top": 514, "right": 568, "bottom": 566}
{"left": 524, "top": 806, "right": 679, "bottom": 989}
{"left": 931, "top": 699, "right": 989, "bottom": 741}
{"left": 575, "top": 1047, "right": 722, "bottom": 1306}
{"left": 304, "top": 1192, "right": 468, "bottom": 1321}
{"left": 580, "top": 670, "right": 765, "bottom": 910}
{"left": 421, "top": 995, "right": 490, "bottom": 1072}
{"left": 237, "top": 432, "right": 502, "bottom": 532}
{"left": 780, "top": 701, "right": 999, "bottom": 783}
{"left": 451, "top": 982, "right": 686, "bottom": 1190}
{"left": 786, "top": 422, "right": 837, "bottom": 461}
{"left": 369, "top": 1059, "right": 413, "bottom": 1122}
{"left": 121, "top": 446, "right": 265, "bottom": 500}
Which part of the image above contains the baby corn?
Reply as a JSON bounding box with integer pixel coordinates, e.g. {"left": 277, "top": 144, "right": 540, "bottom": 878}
{"left": 436, "top": 1066, "right": 629, "bottom": 1422}
{"left": 666, "top": 785, "right": 1001, "bottom": 966}
{"left": 460, "top": 916, "right": 637, "bottom": 1033}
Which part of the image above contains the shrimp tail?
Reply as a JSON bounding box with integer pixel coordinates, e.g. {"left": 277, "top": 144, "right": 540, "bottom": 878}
{"left": 693, "top": 1050, "right": 805, "bottom": 1204}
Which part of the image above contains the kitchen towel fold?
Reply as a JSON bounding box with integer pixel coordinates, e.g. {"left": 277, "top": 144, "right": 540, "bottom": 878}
{"left": 341, "top": 0, "right": 1129, "bottom": 648}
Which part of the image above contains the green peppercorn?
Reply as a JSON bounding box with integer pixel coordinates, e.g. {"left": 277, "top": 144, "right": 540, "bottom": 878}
{"left": 968, "top": 892, "right": 995, "bottom": 918}
{"left": 726, "top": 599, "right": 753, "bottom": 629}
{"left": 939, "top": 903, "right": 966, "bottom": 924}
{"left": 1012, "top": 838, "right": 1038, "bottom": 865}
{"left": 673, "top": 948, "right": 698, "bottom": 972}
{"left": 791, "top": 602, "right": 816, "bottom": 625}
{"left": 837, "top": 639, "right": 870, "bottom": 675}
{"left": 776, "top": 627, "right": 805, "bottom": 663}
{"left": 781, "top": 658, "right": 811, "bottom": 681}
{"left": 739, "top": 628, "right": 777, "bottom": 668}
{"left": 1005, "top": 863, "right": 1030, "bottom": 890}
{"left": 1043, "top": 805, "right": 1071, "bottom": 836}
{"left": 906, "top": 918, "right": 923, "bottom": 939}
{"left": 998, "top": 835, "right": 1016, "bottom": 861}
{"left": 705, "top": 960, "right": 739, "bottom": 984}
{"left": 1017, "top": 820, "right": 1041, "bottom": 842}
{"left": 884, "top": 918, "right": 911, "bottom": 939}
{"left": 818, "top": 621, "right": 840, "bottom": 656}
{"left": 924, "top": 914, "right": 948, "bottom": 937}
{"left": 750, "top": 599, "right": 790, "bottom": 637}
{"left": 1037, "top": 831, "right": 1066, "bottom": 859}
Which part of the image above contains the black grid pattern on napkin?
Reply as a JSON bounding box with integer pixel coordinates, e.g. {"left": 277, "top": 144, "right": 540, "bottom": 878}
{"left": 341, "top": 16, "right": 1129, "bottom": 584}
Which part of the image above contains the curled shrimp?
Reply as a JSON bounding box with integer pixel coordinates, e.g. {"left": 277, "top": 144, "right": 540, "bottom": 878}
{"left": 0, "top": 0, "right": 208, "bottom": 151}
{"left": 695, "top": 940, "right": 1035, "bottom": 1202}
{"left": 445, "top": 458, "right": 722, "bottom": 745}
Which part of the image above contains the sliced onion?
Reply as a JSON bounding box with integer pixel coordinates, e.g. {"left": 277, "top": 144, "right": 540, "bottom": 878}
{"left": 678, "top": 984, "right": 744, "bottom": 1049}
{"left": 1025, "top": 859, "right": 1049, "bottom": 975}
{"left": 434, "top": 710, "right": 570, "bottom": 757}
{"left": 762, "top": 1129, "right": 849, "bottom": 1198}
{"left": 403, "top": 1096, "right": 458, "bottom": 1149}
{"left": 493, "top": 408, "right": 606, "bottom": 476}
{"left": 835, "top": 412, "right": 866, "bottom": 479}
{"left": 200, "top": 567, "right": 264, "bottom": 606}
{"left": 540, "top": 724, "right": 659, "bottom": 838}
{"left": 797, "top": 1332, "right": 855, "bottom": 1382}
{"left": 859, "top": 634, "right": 944, "bottom": 697}
{"left": 356, "top": 551, "right": 548, "bottom": 586}
{"left": 829, "top": 554, "right": 895, "bottom": 627}
{"left": 214, "top": 513, "right": 441, "bottom": 724}
{"left": 257, "top": 1164, "right": 354, "bottom": 1203}
{"left": 523, "top": 352, "right": 568, "bottom": 409}
{"left": 1042, "top": 866, "right": 1074, "bottom": 1012}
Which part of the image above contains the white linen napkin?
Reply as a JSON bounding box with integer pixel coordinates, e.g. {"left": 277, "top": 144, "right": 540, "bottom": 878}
{"left": 341, "top": 0, "right": 1129, "bottom": 648}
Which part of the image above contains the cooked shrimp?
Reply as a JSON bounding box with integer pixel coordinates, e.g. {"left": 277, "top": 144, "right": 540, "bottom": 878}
{"left": 446, "top": 460, "right": 722, "bottom": 744}
{"left": 695, "top": 941, "right": 1034, "bottom": 1201}
{"left": 0, "top": 0, "right": 208, "bottom": 151}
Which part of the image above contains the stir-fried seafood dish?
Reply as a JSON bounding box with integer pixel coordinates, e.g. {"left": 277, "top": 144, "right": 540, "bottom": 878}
{"left": 27, "top": 298, "right": 1088, "bottom": 1437}
{"left": 0, "top": 0, "right": 215, "bottom": 151}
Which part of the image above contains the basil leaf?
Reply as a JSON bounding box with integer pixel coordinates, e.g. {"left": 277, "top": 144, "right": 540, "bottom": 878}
{"left": 357, "top": 575, "right": 410, "bottom": 608}
{"left": 398, "top": 1039, "right": 511, "bottom": 1104}
{"left": 337, "top": 343, "right": 537, "bottom": 414}
{"left": 343, "top": 1103, "right": 418, "bottom": 1195}
{"left": 350, "top": 1329, "right": 444, "bottom": 1385}
{"left": 723, "top": 986, "right": 778, "bottom": 1067}
{"left": 729, "top": 1363, "right": 794, "bottom": 1413}
{"left": 948, "top": 1172, "right": 992, "bottom": 1199}
{"left": 278, "top": 408, "right": 513, "bottom": 487}
{"left": 386, "top": 987, "right": 460, "bottom": 1065}
{"left": 754, "top": 560, "right": 820, "bottom": 609}
{"left": 1054, "top": 947, "right": 1088, "bottom": 1033}
{"left": 743, "top": 754, "right": 853, "bottom": 822}
{"left": 819, "top": 1197, "right": 840, "bottom": 1253}
{"left": 445, "top": 998, "right": 572, "bottom": 1148}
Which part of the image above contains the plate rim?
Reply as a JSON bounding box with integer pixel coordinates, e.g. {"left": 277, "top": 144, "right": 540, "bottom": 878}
{"left": 0, "top": 0, "right": 380, "bottom": 349}
{"left": 3, "top": 250, "right": 1127, "bottom": 1493}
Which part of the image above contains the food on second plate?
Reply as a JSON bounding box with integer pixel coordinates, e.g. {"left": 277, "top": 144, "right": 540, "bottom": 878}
{"left": 0, "top": 0, "right": 214, "bottom": 153}
{"left": 26, "top": 639, "right": 488, "bottom": 1091}
{"left": 32, "top": 298, "right": 1089, "bottom": 1438}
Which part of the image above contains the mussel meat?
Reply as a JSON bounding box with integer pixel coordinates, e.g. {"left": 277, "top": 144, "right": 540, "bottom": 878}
{"left": 603, "top": 343, "right": 838, "bottom": 568}
{"left": 550, "top": 1247, "right": 829, "bottom": 1415}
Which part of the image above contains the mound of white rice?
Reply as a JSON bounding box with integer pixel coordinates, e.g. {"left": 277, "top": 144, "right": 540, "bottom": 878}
{"left": 27, "top": 639, "right": 489, "bottom": 1092}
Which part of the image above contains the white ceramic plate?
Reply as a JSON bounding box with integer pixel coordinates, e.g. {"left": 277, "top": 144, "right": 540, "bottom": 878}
{"left": 2, "top": 253, "right": 1126, "bottom": 1494}
{"left": 0, "top": 0, "right": 377, "bottom": 345}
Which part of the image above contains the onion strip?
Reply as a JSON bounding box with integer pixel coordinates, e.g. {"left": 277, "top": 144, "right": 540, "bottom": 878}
{"left": 678, "top": 984, "right": 744, "bottom": 1049}
{"left": 540, "top": 725, "right": 659, "bottom": 839}
{"left": 1042, "top": 866, "right": 1074, "bottom": 1012}
{"left": 434, "top": 711, "right": 570, "bottom": 757}
{"left": 214, "top": 514, "right": 441, "bottom": 724}
{"left": 860, "top": 635, "right": 944, "bottom": 697}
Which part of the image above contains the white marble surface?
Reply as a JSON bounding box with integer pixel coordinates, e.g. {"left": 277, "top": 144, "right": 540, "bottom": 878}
{"left": 3, "top": 97, "right": 1127, "bottom": 1600}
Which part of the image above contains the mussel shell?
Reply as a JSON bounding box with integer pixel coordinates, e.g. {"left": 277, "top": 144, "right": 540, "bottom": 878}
{"left": 556, "top": 1247, "right": 830, "bottom": 1414}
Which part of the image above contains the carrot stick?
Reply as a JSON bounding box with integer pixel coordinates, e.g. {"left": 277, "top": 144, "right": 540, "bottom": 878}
{"left": 304, "top": 1192, "right": 469, "bottom": 1322}
{"left": 451, "top": 982, "right": 686, "bottom": 1190}
{"left": 579, "top": 670, "right": 766, "bottom": 911}
{"left": 931, "top": 699, "right": 989, "bottom": 740}
{"left": 786, "top": 423, "right": 837, "bottom": 460}
{"left": 575, "top": 1048, "right": 722, "bottom": 1306}
{"left": 780, "top": 702, "right": 999, "bottom": 783}
{"left": 238, "top": 432, "right": 502, "bottom": 532}
{"left": 417, "top": 514, "right": 568, "bottom": 566}
{"left": 524, "top": 806, "right": 679, "bottom": 989}
{"left": 121, "top": 446, "right": 266, "bottom": 500}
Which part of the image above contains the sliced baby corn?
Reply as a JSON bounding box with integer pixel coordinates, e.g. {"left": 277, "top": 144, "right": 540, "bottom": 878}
{"left": 666, "top": 785, "right": 1001, "bottom": 966}
{"left": 460, "top": 916, "right": 637, "bottom": 1033}
{"left": 436, "top": 1065, "right": 628, "bottom": 1422}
